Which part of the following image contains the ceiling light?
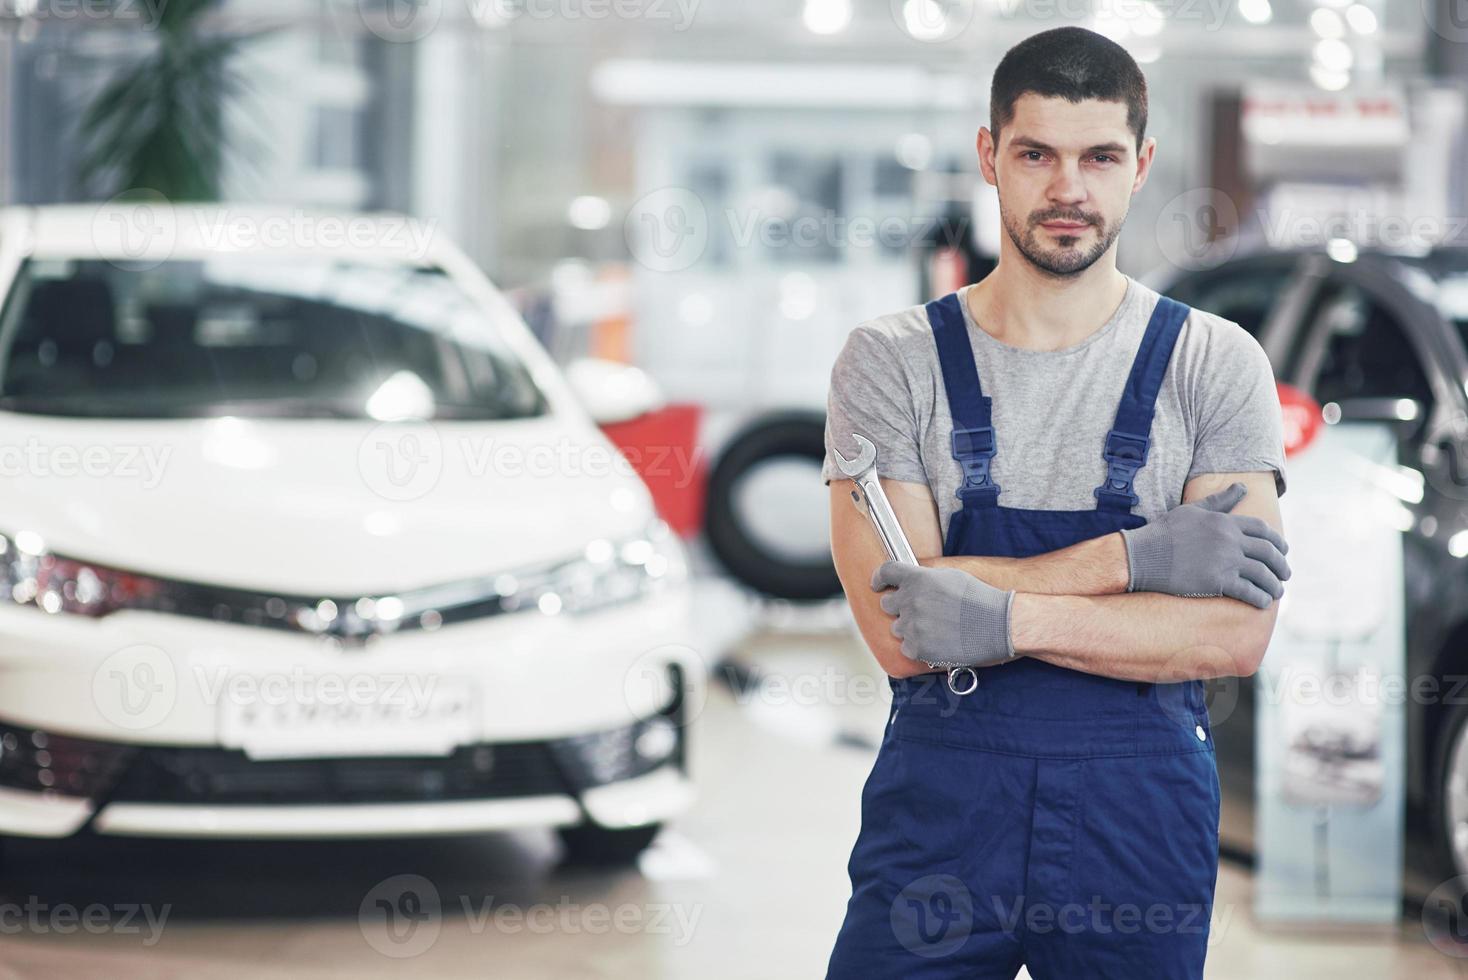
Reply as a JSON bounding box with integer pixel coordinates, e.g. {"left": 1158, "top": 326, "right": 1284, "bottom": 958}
{"left": 1237, "top": 0, "right": 1272, "bottom": 25}
{"left": 1313, "top": 37, "right": 1354, "bottom": 72}
{"left": 1310, "top": 7, "right": 1345, "bottom": 39}
{"left": 804, "top": 0, "right": 852, "bottom": 35}
{"left": 1344, "top": 4, "right": 1377, "bottom": 34}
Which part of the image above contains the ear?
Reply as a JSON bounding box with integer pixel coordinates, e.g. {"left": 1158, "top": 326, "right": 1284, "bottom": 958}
{"left": 1132, "top": 135, "right": 1157, "bottom": 193}
{"left": 977, "top": 126, "right": 998, "bottom": 186}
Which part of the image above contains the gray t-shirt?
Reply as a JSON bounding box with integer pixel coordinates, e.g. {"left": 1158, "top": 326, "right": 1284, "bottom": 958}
{"left": 821, "top": 273, "right": 1288, "bottom": 544}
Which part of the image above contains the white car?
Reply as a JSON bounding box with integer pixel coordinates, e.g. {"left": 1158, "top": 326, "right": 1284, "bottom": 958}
{"left": 0, "top": 204, "right": 699, "bottom": 864}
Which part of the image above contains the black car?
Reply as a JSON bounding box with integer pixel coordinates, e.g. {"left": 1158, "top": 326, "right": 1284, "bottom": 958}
{"left": 1159, "top": 243, "right": 1468, "bottom": 897}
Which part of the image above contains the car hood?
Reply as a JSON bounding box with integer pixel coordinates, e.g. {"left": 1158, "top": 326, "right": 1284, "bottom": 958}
{"left": 0, "top": 412, "right": 656, "bottom": 596}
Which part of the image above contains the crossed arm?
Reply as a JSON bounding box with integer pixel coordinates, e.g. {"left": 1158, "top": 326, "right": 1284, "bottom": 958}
{"left": 829, "top": 471, "right": 1285, "bottom": 684}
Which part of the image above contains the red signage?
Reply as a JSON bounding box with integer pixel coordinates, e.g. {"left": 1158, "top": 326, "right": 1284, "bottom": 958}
{"left": 1277, "top": 381, "right": 1323, "bottom": 457}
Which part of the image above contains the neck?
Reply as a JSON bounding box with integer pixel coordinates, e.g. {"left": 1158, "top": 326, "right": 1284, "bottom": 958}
{"left": 966, "top": 260, "right": 1129, "bottom": 352}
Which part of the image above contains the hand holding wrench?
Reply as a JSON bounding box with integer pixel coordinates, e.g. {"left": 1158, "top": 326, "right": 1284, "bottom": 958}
{"left": 832, "top": 433, "right": 978, "bottom": 696}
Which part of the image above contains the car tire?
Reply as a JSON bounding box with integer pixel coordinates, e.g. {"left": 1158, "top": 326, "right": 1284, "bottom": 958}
{"left": 556, "top": 821, "right": 662, "bottom": 866}
{"left": 704, "top": 411, "right": 841, "bottom": 600}
{"left": 1433, "top": 698, "right": 1468, "bottom": 879}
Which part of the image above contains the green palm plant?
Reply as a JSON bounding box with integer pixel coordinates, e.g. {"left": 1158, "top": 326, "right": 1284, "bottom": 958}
{"left": 77, "top": 0, "right": 268, "bottom": 201}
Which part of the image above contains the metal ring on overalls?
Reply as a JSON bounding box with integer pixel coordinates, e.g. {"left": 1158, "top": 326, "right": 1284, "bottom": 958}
{"left": 946, "top": 666, "right": 978, "bottom": 696}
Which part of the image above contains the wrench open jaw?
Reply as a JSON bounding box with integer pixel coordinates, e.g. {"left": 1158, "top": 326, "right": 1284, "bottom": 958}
{"left": 833, "top": 432, "right": 978, "bottom": 697}
{"left": 832, "top": 434, "right": 917, "bottom": 566}
{"left": 831, "top": 432, "right": 877, "bottom": 480}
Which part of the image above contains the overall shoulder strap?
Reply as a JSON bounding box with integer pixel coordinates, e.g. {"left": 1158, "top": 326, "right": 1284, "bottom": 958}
{"left": 926, "top": 292, "right": 999, "bottom": 506}
{"left": 1094, "top": 294, "right": 1192, "bottom": 512}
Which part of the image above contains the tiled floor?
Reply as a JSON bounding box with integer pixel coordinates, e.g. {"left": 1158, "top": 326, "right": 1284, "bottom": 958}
{"left": 0, "top": 581, "right": 1461, "bottom": 977}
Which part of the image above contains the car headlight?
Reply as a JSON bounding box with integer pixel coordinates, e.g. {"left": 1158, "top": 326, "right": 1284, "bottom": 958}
{"left": 0, "top": 519, "right": 687, "bottom": 634}
{"left": 500, "top": 518, "right": 689, "bottom": 616}
{"left": 0, "top": 530, "right": 161, "bottom": 618}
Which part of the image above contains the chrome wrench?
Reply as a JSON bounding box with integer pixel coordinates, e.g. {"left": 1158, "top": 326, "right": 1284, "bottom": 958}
{"left": 832, "top": 433, "right": 978, "bottom": 697}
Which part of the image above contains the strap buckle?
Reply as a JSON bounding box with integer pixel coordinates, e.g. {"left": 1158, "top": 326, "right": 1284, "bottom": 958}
{"left": 1093, "top": 430, "right": 1149, "bottom": 508}
{"left": 951, "top": 426, "right": 999, "bottom": 502}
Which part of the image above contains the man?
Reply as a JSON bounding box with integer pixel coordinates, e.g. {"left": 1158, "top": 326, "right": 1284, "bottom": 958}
{"left": 821, "top": 26, "right": 1290, "bottom": 980}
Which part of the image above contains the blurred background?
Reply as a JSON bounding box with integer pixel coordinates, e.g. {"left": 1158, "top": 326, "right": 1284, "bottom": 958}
{"left": 0, "top": 0, "right": 1467, "bottom": 977}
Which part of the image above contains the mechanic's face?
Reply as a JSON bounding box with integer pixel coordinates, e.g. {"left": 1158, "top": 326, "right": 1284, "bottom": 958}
{"left": 979, "top": 94, "right": 1154, "bottom": 279}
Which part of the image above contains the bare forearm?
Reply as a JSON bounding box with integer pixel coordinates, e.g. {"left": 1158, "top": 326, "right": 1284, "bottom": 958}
{"left": 1010, "top": 591, "right": 1277, "bottom": 682}
{"left": 931, "top": 532, "right": 1129, "bottom": 596}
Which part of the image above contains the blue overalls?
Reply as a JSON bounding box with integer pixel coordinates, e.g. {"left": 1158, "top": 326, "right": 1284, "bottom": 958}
{"left": 825, "top": 292, "right": 1220, "bottom": 979}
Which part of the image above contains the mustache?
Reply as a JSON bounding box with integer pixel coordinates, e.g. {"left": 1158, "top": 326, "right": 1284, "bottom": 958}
{"left": 1033, "top": 213, "right": 1097, "bottom": 225}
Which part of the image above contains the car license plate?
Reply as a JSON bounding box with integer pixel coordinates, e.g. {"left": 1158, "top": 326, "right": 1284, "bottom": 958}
{"left": 218, "top": 678, "right": 478, "bottom": 760}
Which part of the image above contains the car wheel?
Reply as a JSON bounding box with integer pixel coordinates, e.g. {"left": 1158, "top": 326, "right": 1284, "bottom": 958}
{"left": 1434, "top": 699, "right": 1468, "bottom": 878}
{"left": 556, "top": 822, "right": 662, "bottom": 866}
{"left": 704, "top": 411, "right": 841, "bottom": 600}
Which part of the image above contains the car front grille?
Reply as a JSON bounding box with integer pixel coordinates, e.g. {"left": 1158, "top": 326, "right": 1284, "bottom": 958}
{"left": 106, "top": 741, "right": 569, "bottom": 805}
{"left": 0, "top": 711, "right": 682, "bottom": 808}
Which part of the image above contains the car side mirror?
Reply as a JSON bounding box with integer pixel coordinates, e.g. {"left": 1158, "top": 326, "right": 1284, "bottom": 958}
{"left": 564, "top": 358, "right": 666, "bottom": 424}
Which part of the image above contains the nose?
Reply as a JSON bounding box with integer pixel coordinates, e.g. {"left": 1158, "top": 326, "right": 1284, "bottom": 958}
{"left": 1046, "top": 159, "right": 1088, "bottom": 206}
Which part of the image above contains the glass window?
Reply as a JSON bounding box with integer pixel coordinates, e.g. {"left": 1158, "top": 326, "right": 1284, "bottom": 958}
{"left": 1307, "top": 282, "right": 1433, "bottom": 430}
{"left": 765, "top": 152, "right": 842, "bottom": 264}
{"left": 313, "top": 106, "right": 362, "bottom": 170}
{"left": 0, "top": 257, "right": 547, "bottom": 420}
{"left": 1168, "top": 262, "right": 1295, "bottom": 337}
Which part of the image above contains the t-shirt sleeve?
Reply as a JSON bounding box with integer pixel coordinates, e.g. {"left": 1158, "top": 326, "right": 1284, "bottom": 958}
{"left": 1187, "top": 319, "right": 1288, "bottom": 497}
{"left": 821, "top": 324, "right": 927, "bottom": 486}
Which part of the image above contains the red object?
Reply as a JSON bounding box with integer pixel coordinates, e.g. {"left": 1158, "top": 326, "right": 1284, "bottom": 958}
{"left": 1276, "top": 381, "right": 1323, "bottom": 457}
{"left": 599, "top": 403, "right": 708, "bottom": 538}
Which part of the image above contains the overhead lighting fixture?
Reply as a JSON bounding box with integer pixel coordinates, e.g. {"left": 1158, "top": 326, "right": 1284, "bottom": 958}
{"left": 804, "top": 0, "right": 852, "bottom": 35}
{"left": 1237, "top": 0, "right": 1272, "bottom": 25}
{"left": 1309, "top": 63, "right": 1351, "bottom": 91}
{"left": 567, "top": 195, "right": 611, "bottom": 231}
{"left": 1313, "top": 37, "right": 1354, "bottom": 72}
{"left": 1310, "top": 7, "right": 1345, "bottom": 39}
{"left": 1345, "top": 3, "right": 1377, "bottom": 34}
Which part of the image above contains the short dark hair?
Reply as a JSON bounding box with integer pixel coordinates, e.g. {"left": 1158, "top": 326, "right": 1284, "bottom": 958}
{"left": 989, "top": 26, "right": 1148, "bottom": 154}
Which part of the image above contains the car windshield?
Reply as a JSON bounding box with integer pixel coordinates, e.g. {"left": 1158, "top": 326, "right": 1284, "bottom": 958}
{"left": 0, "top": 257, "right": 548, "bottom": 420}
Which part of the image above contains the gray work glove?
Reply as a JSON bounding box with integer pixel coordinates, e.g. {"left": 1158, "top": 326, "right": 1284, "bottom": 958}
{"left": 871, "top": 561, "right": 1016, "bottom": 669}
{"left": 1120, "top": 482, "right": 1291, "bottom": 609}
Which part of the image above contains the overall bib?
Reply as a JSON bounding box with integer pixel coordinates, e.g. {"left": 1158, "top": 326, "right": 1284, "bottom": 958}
{"left": 825, "top": 293, "right": 1221, "bottom": 980}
